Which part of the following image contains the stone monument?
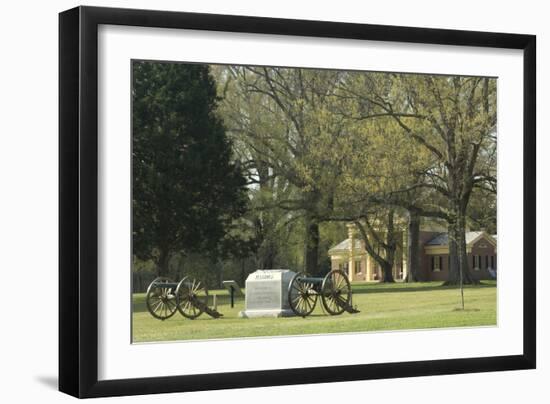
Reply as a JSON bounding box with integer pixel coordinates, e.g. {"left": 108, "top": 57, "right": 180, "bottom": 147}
{"left": 239, "top": 269, "right": 296, "bottom": 318}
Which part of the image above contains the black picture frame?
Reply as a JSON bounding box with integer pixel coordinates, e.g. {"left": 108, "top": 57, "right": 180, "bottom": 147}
{"left": 59, "top": 5, "right": 536, "bottom": 398}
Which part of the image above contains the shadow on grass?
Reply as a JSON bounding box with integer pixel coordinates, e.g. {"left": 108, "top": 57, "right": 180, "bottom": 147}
{"left": 132, "top": 295, "right": 245, "bottom": 314}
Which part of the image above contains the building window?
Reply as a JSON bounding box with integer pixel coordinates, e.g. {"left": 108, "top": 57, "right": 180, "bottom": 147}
{"left": 355, "top": 260, "right": 362, "bottom": 274}
{"left": 490, "top": 255, "right": 495, "bottom": 269}
{"left": 485, "top": 255, "right": 489, "bottom": 269}
{"left": 431, "top": 256, "right": 441, "bottom": 272}
{"left": 473, "top": 255, "right": 482, "bottom": 271}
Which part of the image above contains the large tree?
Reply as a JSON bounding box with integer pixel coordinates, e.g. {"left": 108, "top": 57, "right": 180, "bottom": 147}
{"left": 324, "top": 113, "right": 433, "bottom": 283}
{"left": 132, "top": 61, "right": 248, "bottom": 276}
{"left": 339, "top": 74, "right": 497, "bottom": 285}
{"left": 217, "top": 66, "right": 347, "bottom": 274}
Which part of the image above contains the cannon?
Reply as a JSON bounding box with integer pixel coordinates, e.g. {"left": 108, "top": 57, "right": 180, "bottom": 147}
{"left": 145, "top": 276, "right": 222, "bottom": 320}
{"left": 287, "top": 270, "right": 360, "bottom": 317}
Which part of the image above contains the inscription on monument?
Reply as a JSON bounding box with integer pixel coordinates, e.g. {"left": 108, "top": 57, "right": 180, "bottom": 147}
{"left": 246, "top": 281, "right": 280, "bottom": 309}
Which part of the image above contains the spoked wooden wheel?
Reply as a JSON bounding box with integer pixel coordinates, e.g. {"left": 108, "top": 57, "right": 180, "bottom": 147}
{"left": 146, "top": 277, "right": 178, "bottom": 320}
{"left": 176, "top": 277, "right": 209, "bottom": 319}
{"left": 321, "top": 270, "right": 352, "bottom": 315}
{"left": 288, "top": 273, "right": 318, "bottom": 317}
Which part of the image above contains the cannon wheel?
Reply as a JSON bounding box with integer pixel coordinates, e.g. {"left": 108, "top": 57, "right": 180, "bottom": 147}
{"left": 176, "top": 277, "right": 209, "bottom": 319}
{"left": 321, "top": 270, "right": 352, "bottom": 315}
{"left": 288, "top": 272, "right": 317, "bottom": 317}
{"left": 146, "top": 277, "right": 178, "bottom": 320}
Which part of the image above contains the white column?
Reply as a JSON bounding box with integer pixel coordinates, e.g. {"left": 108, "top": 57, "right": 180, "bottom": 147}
{"left": 347, "top": 223, "right": 355, "bottom": 282}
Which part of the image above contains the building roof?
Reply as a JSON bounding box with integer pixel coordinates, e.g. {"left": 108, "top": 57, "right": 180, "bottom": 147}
{"left": 426, "top": 231, "right": 496, "bottom": 246}
{"left": 328, "top": 231, "right": 497, "bottom": 257}
{"left": 328, "top": 238, "right": 363, "bottom": 253}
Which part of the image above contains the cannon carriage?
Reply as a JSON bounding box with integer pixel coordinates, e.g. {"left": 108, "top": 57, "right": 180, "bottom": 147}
{"left": 145, "top": 276, "right": 222, "bottom": 320}
{"left": 145, "top": 269, "right": 359, "bottom": 320}
{"left": 287, "top": 269, "right": 359, "bottom": 317}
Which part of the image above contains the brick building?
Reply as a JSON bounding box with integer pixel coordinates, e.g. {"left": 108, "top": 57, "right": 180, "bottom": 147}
{"left": 328, "top": 223, "right": 497, "bottom": 282}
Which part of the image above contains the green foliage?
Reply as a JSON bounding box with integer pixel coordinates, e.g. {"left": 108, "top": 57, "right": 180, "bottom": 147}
{"left": 467, "top": 187, "right": 497, "bottom": 234}
{"left": 214, "top": 66, "right": 351, "bottom": 273}
{"left": 132, "top": 61, "right": 250, "bottom": 275}
{"left": 132, "top": 61, "right": 497, "bottom": 286}
{"left": 331, "top": 73, "right": 497, "bottom": 283}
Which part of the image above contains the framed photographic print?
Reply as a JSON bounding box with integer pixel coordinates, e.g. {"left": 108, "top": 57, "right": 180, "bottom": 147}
{"left": 59, "top": 6, "right": 536, "bottom": 398}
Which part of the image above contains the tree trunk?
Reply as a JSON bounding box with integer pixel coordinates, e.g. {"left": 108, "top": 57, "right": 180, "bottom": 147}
{"left": 405, "top": 210, "right": 420, "bottom": 282}
{"left": 304, "top": 215, "right": 320, "bottom": 274}
{"left": 457, "top": 210, "right": 476, "bottom": 284}
{"left": 354, "top": 213, "right": 396, "bottom": 283}
{"left": 380, "top": 246, "right": 396, "bottom": 283}
{"left": 218, "top": 258, "right": 224, "bottom": 289}
{"left": 448, "top": 222, "right": 459, "bottom": 283}
{"left": 380, "top": 262, "right": 396, "bottom": 283}
{"left": 240, "top": 258, "right": 246, "bottom": 286}
{"left": 382, "top": 210, "right": 397, "bottom": 283}
{"left": 156, "top": 247, "right": 170, "bottom": 277}
{"left": 260, "top": 240, "right": 276, "bottom": 269}
{"left": 255, "top": 161, "right": 278, "bottom": 270}
{"left": 444, "top": 206, "right": 477, "bottom": 285}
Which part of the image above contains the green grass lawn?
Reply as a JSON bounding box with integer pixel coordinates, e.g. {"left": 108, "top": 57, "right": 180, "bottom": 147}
{"left": 132, "top": 281, "right": 496, "bottom": 343}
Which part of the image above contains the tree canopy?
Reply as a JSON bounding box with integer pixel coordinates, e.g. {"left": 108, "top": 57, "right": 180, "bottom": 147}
{"left": 132, "top": 61, "right": 249, "bottom": 276}
{"left": 132, "top": 61, "right": 497, "bottom": 287}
